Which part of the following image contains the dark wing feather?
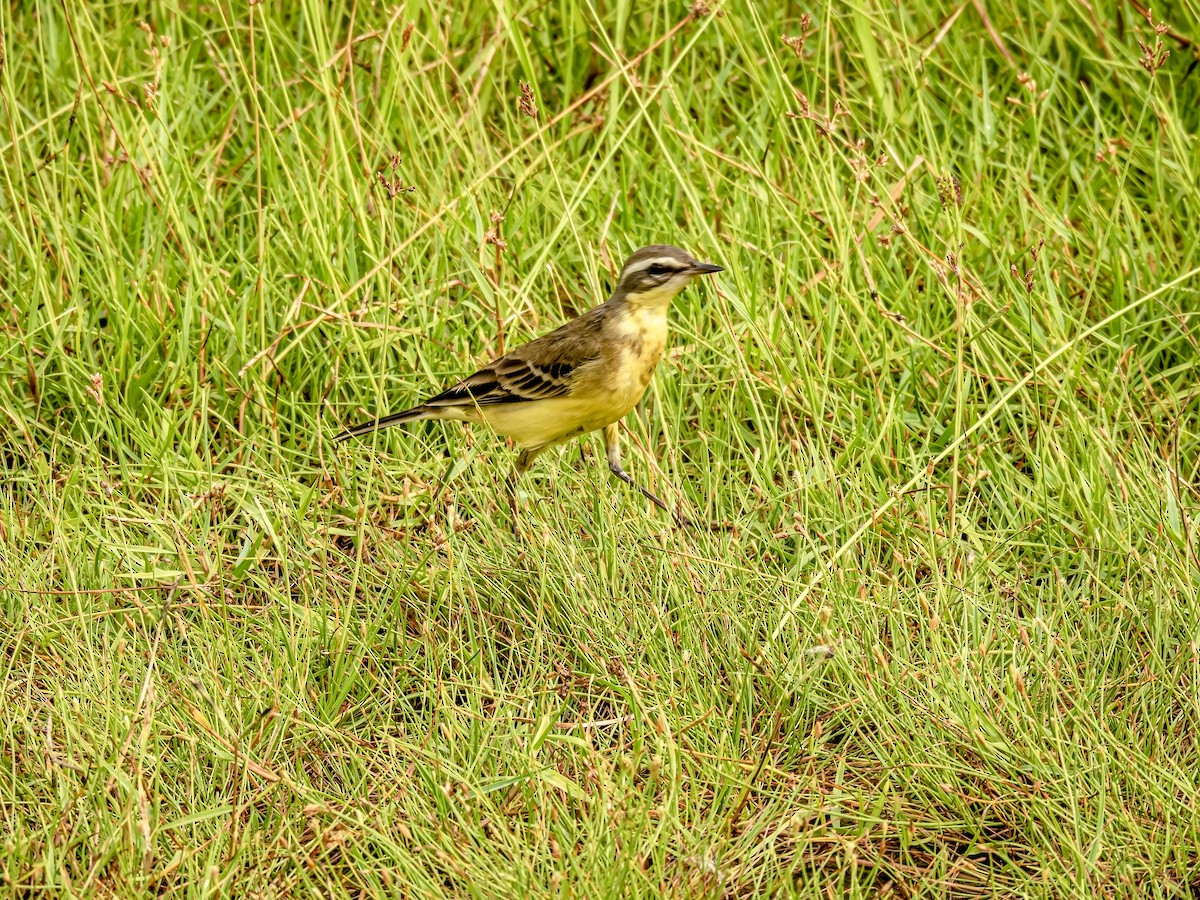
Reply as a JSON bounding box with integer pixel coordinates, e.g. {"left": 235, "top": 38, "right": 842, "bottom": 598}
{"left": 422, "top": 308, "right": 606, "bottom": 408}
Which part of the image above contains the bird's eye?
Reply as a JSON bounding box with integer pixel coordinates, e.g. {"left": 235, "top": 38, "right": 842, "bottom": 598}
{"left": 647, "top": 264, "right": 668, "bottom": 277}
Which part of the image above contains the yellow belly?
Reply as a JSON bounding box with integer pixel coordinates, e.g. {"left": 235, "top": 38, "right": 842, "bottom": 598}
{"left": 466, "top": 397, "right": 594, "bottom": 446}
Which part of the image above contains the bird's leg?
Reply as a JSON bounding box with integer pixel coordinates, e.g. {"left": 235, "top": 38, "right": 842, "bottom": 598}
{"left": 602, "top": 423, "right": 678, "bottom": 518}
{"left": 506, "top": 446, "right": 544, "bottom": 534}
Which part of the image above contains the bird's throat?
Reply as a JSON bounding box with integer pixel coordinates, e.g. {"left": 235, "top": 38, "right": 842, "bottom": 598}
{"left": 623, "top": 282, "right": 682, "bottom": 313}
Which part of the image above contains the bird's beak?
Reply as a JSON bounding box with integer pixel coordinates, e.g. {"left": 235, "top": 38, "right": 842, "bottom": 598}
{"left": 688, "top": 261, "right": 724, "bottom": 275}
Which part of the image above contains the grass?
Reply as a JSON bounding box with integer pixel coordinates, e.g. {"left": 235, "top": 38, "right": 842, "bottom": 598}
{"left": 2, "top": 0, "right": 1200, "bottom": 896}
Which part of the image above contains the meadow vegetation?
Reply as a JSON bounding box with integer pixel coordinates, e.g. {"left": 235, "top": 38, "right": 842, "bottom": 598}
{"left": 2, "top": 0, "right": 1199, "bottom": 896}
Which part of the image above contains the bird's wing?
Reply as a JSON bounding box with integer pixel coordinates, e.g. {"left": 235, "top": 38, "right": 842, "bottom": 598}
{"left": 422, "top": 313, "right": 604, "bottom": 409}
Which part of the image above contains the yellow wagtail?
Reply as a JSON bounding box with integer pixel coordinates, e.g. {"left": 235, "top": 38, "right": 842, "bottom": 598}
{"left": 334, "top": 244, "right": 722, "bottom": 514}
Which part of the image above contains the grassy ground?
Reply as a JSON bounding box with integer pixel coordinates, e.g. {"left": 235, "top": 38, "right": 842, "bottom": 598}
{"left": 2, "top": 0, "right": 1200, "bottom": 896}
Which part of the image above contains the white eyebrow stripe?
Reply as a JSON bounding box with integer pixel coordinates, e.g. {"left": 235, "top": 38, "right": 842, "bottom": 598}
{"left": 623, "top": 256, "right": 689, "bottom": 277}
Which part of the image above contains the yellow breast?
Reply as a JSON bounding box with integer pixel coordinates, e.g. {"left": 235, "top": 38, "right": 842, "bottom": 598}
{"left": 609, "top": 303, "right": 668, "bottom": 406}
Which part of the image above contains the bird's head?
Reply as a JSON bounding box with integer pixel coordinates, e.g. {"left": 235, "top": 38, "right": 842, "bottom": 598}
{"left": 615, "top": 244, "right": 723, "bottom": 307}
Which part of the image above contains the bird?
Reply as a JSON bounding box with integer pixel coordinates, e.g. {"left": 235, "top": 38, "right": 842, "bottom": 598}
{"left": 334, "top": 244, "right": 723, "bottom": 517}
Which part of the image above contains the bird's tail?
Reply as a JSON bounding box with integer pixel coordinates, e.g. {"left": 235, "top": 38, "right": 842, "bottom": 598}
{"left": 333, "top": 405, "right": 437, "bottom": 443}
